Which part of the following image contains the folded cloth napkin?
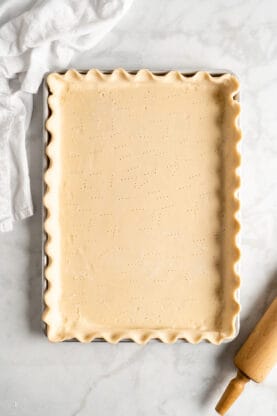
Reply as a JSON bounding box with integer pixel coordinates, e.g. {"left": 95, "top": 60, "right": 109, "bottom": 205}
{"left": 0, "top": 0, "right": 133, "bottom": 231}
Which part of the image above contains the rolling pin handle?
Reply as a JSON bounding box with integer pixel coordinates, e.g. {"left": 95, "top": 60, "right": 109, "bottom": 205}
{"left": 215, "top": 370, "right": 250, "bottom": 415}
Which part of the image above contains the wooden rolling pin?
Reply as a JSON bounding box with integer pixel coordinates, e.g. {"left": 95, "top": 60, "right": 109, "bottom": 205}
{"left": 216, "top": 297, "right": 277, "bottom": 415}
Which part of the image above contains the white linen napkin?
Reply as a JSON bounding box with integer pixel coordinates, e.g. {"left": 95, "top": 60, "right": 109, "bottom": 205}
{"left": 0, "top": 0, "right": 133, "bottom": 231}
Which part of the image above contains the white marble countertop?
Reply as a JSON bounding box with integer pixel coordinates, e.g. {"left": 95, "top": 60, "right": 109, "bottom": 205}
{"left": 1, "top": 1, "right": 277, "bottom": 415}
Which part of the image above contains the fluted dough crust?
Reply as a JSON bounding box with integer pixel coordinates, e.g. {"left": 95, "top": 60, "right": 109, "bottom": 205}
{"left": 43, "top": 69, "right": 241, "bottom": 344}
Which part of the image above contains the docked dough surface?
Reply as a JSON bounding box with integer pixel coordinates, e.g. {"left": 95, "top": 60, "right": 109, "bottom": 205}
{"left": 44, "top": 69, "right": 240, "bottom": 344}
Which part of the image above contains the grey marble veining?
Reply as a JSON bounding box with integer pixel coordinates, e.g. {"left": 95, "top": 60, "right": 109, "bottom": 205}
{"left": 1, "top": 1, "right": 277, "bottom": 415}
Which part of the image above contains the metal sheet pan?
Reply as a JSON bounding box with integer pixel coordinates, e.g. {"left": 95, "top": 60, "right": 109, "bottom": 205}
{"left": 42, "top": 68, "right": 240, "bottom": 343}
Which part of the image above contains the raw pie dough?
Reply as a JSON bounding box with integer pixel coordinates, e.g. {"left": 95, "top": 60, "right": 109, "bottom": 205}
{"left": 44, "top": 69, "right": 241, "bottom": 344}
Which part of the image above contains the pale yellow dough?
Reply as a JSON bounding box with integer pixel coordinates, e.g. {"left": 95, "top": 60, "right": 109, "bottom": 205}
{"left": 44, "top": 69, "right": 241, "bottom": 344}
